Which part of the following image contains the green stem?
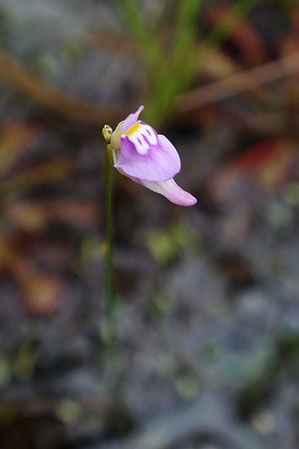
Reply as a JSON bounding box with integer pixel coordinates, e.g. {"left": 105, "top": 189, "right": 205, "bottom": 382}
{"left": 102, "top": 128, "right": 122, "bottom": 404}
{"left": 105, "top": 143, "right": 116, "bottom": 335}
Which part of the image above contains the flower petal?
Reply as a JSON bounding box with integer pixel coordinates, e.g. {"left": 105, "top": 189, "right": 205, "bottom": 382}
{"left": 122, "top": 106, "right": 144, "bottom": 133}
{"left": 114, "top": 130, "right": 181, "bottom": 182}
{"left": 141, "top": 178, "right": 197, "bottom": 206}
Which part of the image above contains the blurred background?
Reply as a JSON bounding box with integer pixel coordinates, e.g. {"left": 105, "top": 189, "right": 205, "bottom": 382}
{"left": 0, "top": 0, "right": 298, "bottom": 448}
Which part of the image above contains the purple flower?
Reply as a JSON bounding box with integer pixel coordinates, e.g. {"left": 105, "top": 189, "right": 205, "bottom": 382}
{"left": 110, "top": 106, "right": 197, "bottom": 206}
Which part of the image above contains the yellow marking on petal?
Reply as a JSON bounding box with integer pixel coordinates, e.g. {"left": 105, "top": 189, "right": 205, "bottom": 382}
{"left": 126, "top": 122, "right": 141, "bottom": 136}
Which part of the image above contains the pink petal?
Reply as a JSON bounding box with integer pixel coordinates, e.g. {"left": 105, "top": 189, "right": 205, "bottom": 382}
{"left": 122, "top": 106, "right": 144, "bottom": 133}
{"left": 141, "top": 178, "right": 197, "bottom": 206}
{"left": 114, "top": 132, "right": 181, "bottom": 182}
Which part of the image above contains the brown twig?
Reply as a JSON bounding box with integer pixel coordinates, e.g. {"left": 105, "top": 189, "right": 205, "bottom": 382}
{"left": 1, "top": 47, "right": 298, "bottom": 128}
{"left": 0, "top": 49, "right": 129, "bottom": 125}
{"left": 176, "top": 52, "right": 299, "bottom": 114}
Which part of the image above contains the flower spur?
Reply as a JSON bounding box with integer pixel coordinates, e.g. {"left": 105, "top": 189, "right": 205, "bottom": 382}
{"left": 109, "top": 106, "right": 197, "bottom": 206}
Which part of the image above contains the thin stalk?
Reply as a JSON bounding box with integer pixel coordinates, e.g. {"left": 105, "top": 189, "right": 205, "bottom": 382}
{"left": 102, "top": 127, "right": 121, "bottom": 402}
{"left": 102, "top": 124, "right": 117, "bottom": 347}
{"left": 105, "top": 143, "right": 116, "bottom": 331}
